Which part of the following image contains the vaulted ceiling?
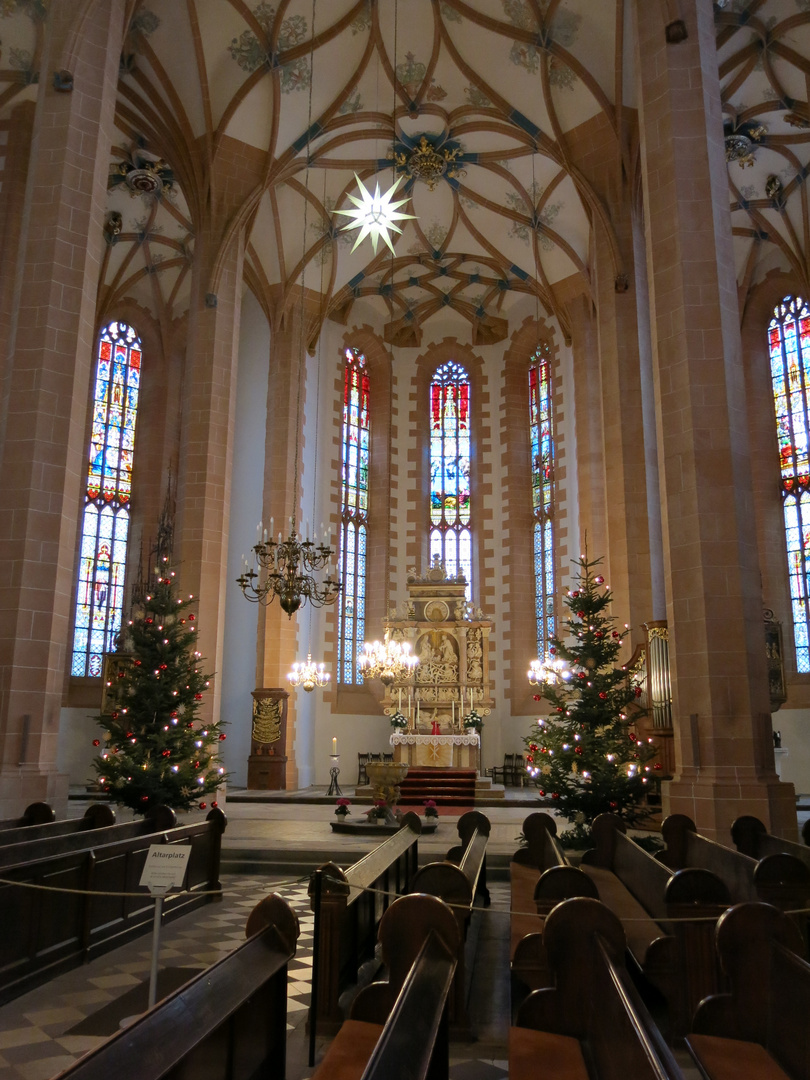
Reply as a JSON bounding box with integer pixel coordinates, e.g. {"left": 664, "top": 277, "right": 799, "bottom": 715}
{"left": 2, "top": 0, "right": 810, "bottom": 344}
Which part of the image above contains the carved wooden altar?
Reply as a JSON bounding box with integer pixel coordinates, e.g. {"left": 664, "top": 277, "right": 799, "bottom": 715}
{"left": 247, "top": 687, "right": 289, "bottom": 790}
{"left": 382, "top": 559, "right": 493, "bottom": 734}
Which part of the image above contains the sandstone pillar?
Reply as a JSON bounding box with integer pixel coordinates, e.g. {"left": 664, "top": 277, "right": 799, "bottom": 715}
{"left": 634, "top": 0, "right": 795, "bottom": 837}
{"left": 0, "top": 0, "right": 126, "bottom": 816}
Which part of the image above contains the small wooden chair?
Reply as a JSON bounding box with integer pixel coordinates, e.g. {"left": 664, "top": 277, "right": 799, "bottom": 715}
{"left": 357, "top": 753, "right": 370, "bottom": 786}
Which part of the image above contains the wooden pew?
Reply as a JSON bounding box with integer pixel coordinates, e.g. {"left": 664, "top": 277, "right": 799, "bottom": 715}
{"left": 659, "top": 813, "right": 810, "bottom": 933}
{"left": 512, "top": 896, "right": 686, "bottom": 1080}
{"left": 445, "top": 809, "right": 491, "bottom": 906}
{"left": 687, "top": 902, "right": 810, "bottom": 1080}
{"left": 510, "top": 813, "right": 598, "bottom": 997}
{"left": 731, "top": 814, "right": 810, "bottom": 874}
{"left": 0, "top": 807, "right": 226, "bottom": 1004}
{"left": 311, "top": 893, "right": 460, "bottom": 1080}
{"left": 0, "top": 804, "right": 116, "bottom": 848}
{"left": 409, "top": 813, "right": 490, "bottom": 1033}
{"left": 0, "top": 804, "right": 177, "bottom": 870}
{"left": 52, "top": 892, "right": 299, "bottom": 1080}
{"left": 307, "top": 812, "right": 422, "bottom": 1054}
{"left": 579, "top": 813, "right": 732, "bottom": 1035}
{"left": 0, "top": 802, "right": 55, "bottom": 831}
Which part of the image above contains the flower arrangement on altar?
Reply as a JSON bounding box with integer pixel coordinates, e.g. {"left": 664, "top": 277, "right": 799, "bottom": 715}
{"left": 423, "top": 799, "right": 439, "bottom": 819}
{"left": 368, "top": 800, "right": 388, "bottom": 821}
{"left": 334, "top": 798, "right": 351, "bottom": 817}
{"left": 389, "top": 710, "right": 409, "bottom": 730}
{"left": 463, "top": 709, "right": 483, "bottom": 732}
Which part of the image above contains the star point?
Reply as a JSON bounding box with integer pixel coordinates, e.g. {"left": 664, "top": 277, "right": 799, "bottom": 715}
{"left": 334, "top": 174, "right": 416, "bottom": 254}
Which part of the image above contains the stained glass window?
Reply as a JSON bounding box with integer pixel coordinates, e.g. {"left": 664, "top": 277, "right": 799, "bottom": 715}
{"left": 769, "top": 297, "right": 810, "bottom": 672}
{"left": 530, "top": 345, "right": 555, "bottom": 656}
{"left": 71, "top": 321, "right": 142, "bottom": 677}
{"left": 430, "top": 361, "right": 472, "bottom": 597}
{"left": 338, "top": 348, "right": 369, "bottom": 684}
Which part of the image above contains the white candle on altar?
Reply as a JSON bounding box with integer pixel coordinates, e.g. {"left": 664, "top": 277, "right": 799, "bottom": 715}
{"left": 417, "top": 698, "right": 420, "bottom": 723}
{"left": 452, "top": 700, "right": 455, "bottom": 724}
{"left": 332, "top": 737, "right": 337, "bottom": 755}
{"left": 398, "top": 688, "right": 402, "bottom": 711}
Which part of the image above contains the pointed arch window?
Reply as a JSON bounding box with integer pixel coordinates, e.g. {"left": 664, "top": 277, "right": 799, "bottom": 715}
{"left": 71, "top": 321, "right": 142, "bottom": 677}
{"left": 530, "top": 344, "right": 555, "bottom": 656}
{"left": 769, "top": 296, "right": 810, "bottom": 672}
{"left": 430, "top": 360, "right": 472, "bottom": 596}
{"left": 338, "top": 348, "right": 369, "bottom": 684}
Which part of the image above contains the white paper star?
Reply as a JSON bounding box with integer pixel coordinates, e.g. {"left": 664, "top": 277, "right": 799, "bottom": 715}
{"left": 334, "top": 173, "right": 415, "bottom": 254}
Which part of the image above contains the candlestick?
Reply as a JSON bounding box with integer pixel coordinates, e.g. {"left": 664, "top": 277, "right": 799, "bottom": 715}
{"left": 332, "top": 736, "right": 337, "bottom": 755}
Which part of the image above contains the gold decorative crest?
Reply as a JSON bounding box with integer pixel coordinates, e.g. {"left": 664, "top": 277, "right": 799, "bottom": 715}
{"left": 252, "top": 697, "right": 282, "bottom": 744}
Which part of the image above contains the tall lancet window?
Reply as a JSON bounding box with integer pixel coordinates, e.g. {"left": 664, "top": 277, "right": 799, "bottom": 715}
{"left": 71, "top": 321, "right": 142, "bottom": 677}
{"left": 530, "top": 344, "right": 555, "bottom": 656}
{"left": 338, "top": 347, "right": 369, "bottom": 684}
{"left": 430, "top": 360, "right": 472, "bottom": 597}
{"left": 770, "top": 296, "right": 810, "bottom": 672}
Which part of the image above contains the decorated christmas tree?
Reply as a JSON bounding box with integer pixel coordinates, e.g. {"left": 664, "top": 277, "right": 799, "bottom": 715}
{"left": 524, "top": 554, "right": 659, "bottom": 836}
{"left": 91, "top": 561, "right": 226, "bottom": 812}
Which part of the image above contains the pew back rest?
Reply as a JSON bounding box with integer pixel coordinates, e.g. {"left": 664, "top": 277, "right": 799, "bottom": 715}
{"left": 512, "top": 813, "right": 565, "bottom": 871}
{"left": 0, "top": 802, "right": 56, "bottom": 831}
{"left": 692, "top": 902, "right": 810, "bottom": 1080}
{"left": 516, "top": 897, "right": 684, "bottom": 1080}
{"left": 732, "top": 815, "right": 810, "bottom": 875}
{"left": 51, "top": 893, "right": 298, "bottom": 1080}
{"left": 0, "top": 805, "right": 116, "bottom": 849}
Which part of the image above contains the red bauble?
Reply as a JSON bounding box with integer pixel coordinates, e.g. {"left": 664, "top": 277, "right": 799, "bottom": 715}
{"left": 92, "top": 739, "right": 100, "bottom": 746}
{"left": 549, "top": 647, "right": 557, "bottom": 655}
{"left": 194, "top": 761, "right": 200, "bottom": 768}
{"left": 574, "top": 746, "right": 583, "bottom": 755}
{"left": 117, "top": 670, "right": 125, "bottom": 679}
{"left": 145, "top": 619, "right": 153, "bottom": 624}
{"left": 578, "top": 672, "right": 587, "bottom": 680}
{"left": 595, "top": 631, "right": 603, "bottom": 639}
{"left": 635, "top": 687, "right": 642, "bottom": 697}
{"left": 187, "top": 722, "right": 195, "bottom": 728}
{"left": 654, "top": 763, "right": 662, "bottom": 770}
{"left": 189, "top": 615, "right": 195, "bottom": 621}
{"left": 111, "top": 711, "right": 119, "bottom": 720}
{"left": 556, "top": 706, "right": 564, "bottom": 713}
{"left": 125, "top": 731, "right": 133, "bottom": 738}
{"left": 609, "top": 801, "right": 618, "bottom": 809}
{"left": 141, "top": 795, "right": 149, "bottom": 802}
{"left": 195, "top": 693, "right": 203, "bottom": 701}
{"left": 162, "top": 749, "right": 171, "bottom": 757}
{"left": 212, "top": 801, "right": 218, "bottom": 808}
{"left": 599, "top": 692, "right": 607, "bottom": 700}
{"left": 595, "top": 575, "right": 604, "bottom": 584}
{"left": 551, "top": 792, "right": 560, "bottom": 799}
{"left": 629, "top": 733, "right": 636, "bottom": 741}
{"left": 571, "top": 591, "right": 579, "bottom": 599}
{"left": 218, "top": 733, "right": 226, "bottom": 741}
{"left": 577, "top": 610, "right": 585, "bottom": 617}
{"left": 134, "top": 660, "right": 142, "bottom": 666}
{"left": 538, "top": 790, "right": 545, "bottom": 797}
{"left": 159, "top": 663, "right": 168, "bottom": 671}
{"left": 199, "top": 802, "right": 206, "bottom": 810}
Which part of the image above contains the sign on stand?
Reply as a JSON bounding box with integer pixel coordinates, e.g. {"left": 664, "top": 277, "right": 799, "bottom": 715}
{"left": 140, "top": 845, "right": 192, "bottom": 1009}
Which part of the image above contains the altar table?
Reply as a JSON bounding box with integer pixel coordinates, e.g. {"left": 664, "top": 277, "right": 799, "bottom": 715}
{"left": 389, "top": 732, "right": 480, "bottom": 770}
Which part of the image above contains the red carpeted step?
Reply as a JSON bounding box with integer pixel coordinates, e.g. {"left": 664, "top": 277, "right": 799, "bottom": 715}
{"left": 398, "top": 767, "right": 477, "bottom": 806}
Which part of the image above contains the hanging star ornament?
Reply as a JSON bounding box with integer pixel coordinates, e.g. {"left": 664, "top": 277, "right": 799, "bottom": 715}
{"left": 334, "top": 173, "right": 415, "bottom": 254}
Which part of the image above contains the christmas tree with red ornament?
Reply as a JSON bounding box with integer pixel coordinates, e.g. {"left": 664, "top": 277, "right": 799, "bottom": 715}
{"left": 91, "top": 561, "right": 226, "bottom": 813}
{"left": 524, "top": 554, "right": 658, "bottom": 836}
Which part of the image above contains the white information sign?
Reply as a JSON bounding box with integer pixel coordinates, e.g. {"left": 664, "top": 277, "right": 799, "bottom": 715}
{"left": 139, "top": 844, "right": 192, "bottom": 895}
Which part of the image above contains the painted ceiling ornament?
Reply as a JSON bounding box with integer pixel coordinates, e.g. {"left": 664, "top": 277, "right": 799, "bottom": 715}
{"left": 723, "top": 120, "right": 766, "bottom": 168}
{"left": 334, "top": 174, "right": 415, "bottom": 254}
{"left": 393, "top": 135, "right": 464, "bottom": 191}
{"left": 109, "top": 147, "right": 174, "bottom": 198}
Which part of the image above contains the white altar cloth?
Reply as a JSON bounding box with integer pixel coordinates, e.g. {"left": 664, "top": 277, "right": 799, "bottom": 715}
{"left": 389, "top": 732, "right": 480, "bottom": 769}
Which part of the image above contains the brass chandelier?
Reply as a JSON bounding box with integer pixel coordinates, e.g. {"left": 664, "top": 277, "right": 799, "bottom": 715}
{"left": 358, "top": 631, "right": 418, "bottom": 686}
{"left": 288, "top": 651, "right": 330, "bottom": 692}
{"left": 237, "top": 521, "right": 341, "bottom": 616}
{"left": 392, "top": 135, "right": 463, "bottom": 191}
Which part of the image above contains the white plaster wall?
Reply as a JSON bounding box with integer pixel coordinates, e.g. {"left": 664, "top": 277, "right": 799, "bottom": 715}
{"left": 220, "top": 289, "right": 270, "bottom": 787}
{"left": 772, "top": 708, "right": 810, "bottom": 796}
{"left": 57, "top": 707, "right": 99, "bottom": 789}
{"left": 304, "top": 306, "right": 574, "bottom": 785}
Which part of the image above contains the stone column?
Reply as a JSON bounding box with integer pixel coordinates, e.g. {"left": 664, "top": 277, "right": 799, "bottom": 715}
{"left": 593, "top": 216, "right": 653, "bottom": 647}
{"left": 568, "top": 295, "right": 606, "bottom": 564}
{"left": 0, "top": 101, "right": 35, "bottom": 405}
{"left": 254, "top": 307, "right": 309, "bottom": 789}
{"left": 176, "top": 231, "right": 244, "bottom": 736}
{"left": 0, "top": 0, "right": 126, "bottom": 817}
{"left": 633, "top": 0, "right": 795, "bottom": 837}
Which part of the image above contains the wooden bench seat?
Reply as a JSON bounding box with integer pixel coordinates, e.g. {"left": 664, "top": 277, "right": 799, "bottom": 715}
{"left": 687, "top": 1035, "right": 790, "bottom": 1080}
{"left": 509, "top": 1026, "right": 588, "bottom": 1080}
{"left": 511, "top": 896, "right": 685, "bottom": 1080}
{"left": 685, "top": 901, "right": 810, "bottom": 1080}
{"left": 579, "top": 813, "right": 731, "bottom": 1035}
{"left": 312, "top": 894, "right": 459, "bottom": 1080}
{"left": 509, "top": 814, "right": 598, "bottom": 999}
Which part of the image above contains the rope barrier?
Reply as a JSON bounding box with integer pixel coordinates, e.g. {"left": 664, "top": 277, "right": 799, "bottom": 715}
{"left": 2, "top": 868, "right": 809, "bottom": 924}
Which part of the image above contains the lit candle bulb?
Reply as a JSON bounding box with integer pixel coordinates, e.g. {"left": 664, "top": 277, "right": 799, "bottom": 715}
{"left": 332, "top": 736, "right": 337, "bottom": 755}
